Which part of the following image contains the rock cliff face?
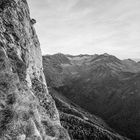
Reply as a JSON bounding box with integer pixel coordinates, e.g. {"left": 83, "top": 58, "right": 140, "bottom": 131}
{"left": 0, "top": 0, "right": 70, "bottom": 139}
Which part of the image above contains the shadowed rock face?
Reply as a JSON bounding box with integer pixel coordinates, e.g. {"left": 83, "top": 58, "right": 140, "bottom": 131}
{"left": 0, "top": 0, "right": 70, "bottom": 140}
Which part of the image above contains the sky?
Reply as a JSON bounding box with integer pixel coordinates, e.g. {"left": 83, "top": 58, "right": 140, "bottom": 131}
{"left": 28, "top": 0, "right": 140, "bottom": 59}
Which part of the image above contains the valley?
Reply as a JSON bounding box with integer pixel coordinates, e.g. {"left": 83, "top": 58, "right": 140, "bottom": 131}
{"left": 43, "top": 53, "right": 140, "bottom": 140}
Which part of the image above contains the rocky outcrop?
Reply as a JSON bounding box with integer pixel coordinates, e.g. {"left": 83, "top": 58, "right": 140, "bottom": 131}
{"left": 0, "top": 0, "right": 70, "bottom": 139}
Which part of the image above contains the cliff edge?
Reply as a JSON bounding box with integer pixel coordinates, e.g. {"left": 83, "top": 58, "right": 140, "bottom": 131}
{"left": 0, "top": 0, "right": 70, "bottom": 139}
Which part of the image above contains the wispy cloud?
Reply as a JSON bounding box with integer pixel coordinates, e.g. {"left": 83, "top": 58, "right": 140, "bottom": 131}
{"left": 28, "top": 0, "right": 140, "bottom": 59}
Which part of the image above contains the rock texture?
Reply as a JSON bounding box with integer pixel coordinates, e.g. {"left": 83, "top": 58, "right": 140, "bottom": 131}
{"left": 0, "top": 0, "right": 70, "bottom": 140}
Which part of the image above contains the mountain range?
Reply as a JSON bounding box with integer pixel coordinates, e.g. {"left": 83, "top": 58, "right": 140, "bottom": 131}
{"left": 1, "top": 0, "right": 139, "bottom": 139}
{"left": 43, "top": 53, "right": 140, "bottom": 140}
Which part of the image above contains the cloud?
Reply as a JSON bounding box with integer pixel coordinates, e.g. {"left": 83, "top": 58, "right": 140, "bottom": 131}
{"left": 28, "top": 0, "right": 140, "bottom": 59}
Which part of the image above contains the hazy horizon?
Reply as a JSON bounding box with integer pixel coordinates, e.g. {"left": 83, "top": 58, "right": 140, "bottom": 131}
{"left": 28, "top": 0, "right": 140, "bottom": 59}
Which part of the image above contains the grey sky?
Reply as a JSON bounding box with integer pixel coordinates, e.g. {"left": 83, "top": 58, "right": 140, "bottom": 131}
{"left": 28, "top": 0, "right": 140, "bottom": 59}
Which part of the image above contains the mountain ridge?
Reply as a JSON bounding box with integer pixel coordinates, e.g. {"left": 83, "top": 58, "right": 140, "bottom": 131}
{"left": 43, "top": 53, "right": 140, "bottom": 140}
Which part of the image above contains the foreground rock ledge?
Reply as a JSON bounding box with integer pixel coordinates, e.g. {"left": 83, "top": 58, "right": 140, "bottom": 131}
{"left": 0, "top": 0, "right": 70, "bottom": 139}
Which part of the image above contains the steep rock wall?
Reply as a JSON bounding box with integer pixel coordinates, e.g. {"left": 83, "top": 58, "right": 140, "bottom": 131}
{"left": 0, "top": 0, "right": 70, "bottom": 139}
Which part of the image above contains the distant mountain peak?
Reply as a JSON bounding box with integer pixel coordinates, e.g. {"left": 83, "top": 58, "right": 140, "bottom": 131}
{"left": 91, "top": 53, "right": 122, "bottom": 65}
{"left": 123, "top": 59, "right": 136, "bottom": 63}
{"left": 102, "top": 53, "right": 110, "bottom": 56}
